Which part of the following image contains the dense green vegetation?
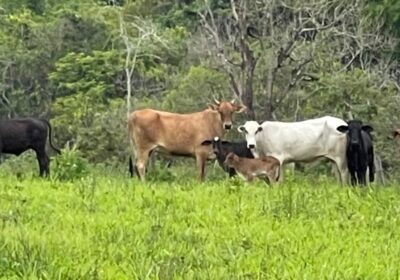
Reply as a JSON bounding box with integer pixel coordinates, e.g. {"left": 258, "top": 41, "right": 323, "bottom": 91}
{"left": 0, "top": 0, "right": 400, "bottom": 179}
{"left": 1, "top": 1, "right": 400, "bottom": 277}
{"left": 1, "top": 165, "right": 400, "bottom": 279}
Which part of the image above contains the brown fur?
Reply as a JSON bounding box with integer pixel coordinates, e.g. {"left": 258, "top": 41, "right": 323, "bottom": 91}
{"left": 393, "top": 129, "right": 400, "bottom": 141}
{"left": 128, "top": 101, "right": 245, "bottom": 180}
{"left": 223, "top": 152, "right": 280, "bottom": 184}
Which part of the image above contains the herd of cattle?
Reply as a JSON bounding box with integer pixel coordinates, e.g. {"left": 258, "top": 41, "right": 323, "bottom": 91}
{"left": 0, "top": 98, "right": 395, "bottom": 186}
{"left": 127, "top": 98, "right": 377, "bottom": 186}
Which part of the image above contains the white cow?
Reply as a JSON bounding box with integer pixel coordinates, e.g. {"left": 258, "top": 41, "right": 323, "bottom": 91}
{"left": 238, "top": 116, "right": 349, "bottom": 184}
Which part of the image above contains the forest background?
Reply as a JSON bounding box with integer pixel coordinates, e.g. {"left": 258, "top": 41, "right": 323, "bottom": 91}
{"left": 1, "top": 0, "right": 400, "bottom": 181}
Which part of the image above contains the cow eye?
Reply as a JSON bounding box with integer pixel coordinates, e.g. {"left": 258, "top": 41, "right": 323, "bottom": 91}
{"left": 238, "top": 126, "right": 247, "bottom": 133}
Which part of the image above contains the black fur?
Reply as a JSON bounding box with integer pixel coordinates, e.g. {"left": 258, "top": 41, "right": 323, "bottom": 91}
{"left": 337, "top": 120, "right": 374, "bottom": 186}
{"left": 202, "top": 137, "right": 254, "bottom": 177}
{"left": 0, "top": 118, "right": 61, "bottom": 176}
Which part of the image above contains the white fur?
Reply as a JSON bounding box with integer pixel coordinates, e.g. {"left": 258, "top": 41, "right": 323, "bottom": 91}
{"left": 238, "top": 116, "right": 349, "bottom": 184}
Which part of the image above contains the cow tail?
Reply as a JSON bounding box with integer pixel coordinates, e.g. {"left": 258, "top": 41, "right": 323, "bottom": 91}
{"left": 128, "top": 113, "right": 137, "bottom": 177}
{"left": 42, "top": 119, "right": 61, "bottom": 154}
{"left": 369, "top": 146, "right": 375, "bottom": 182}
{"left": 128, "top": 136, "right": 136, "bottom": 177}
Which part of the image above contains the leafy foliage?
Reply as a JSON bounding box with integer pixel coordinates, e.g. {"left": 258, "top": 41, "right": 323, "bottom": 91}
{"left": 1, "top": 1, "right": 400, "bottom": 277}
{"left": 0, "top": 0, "right": 400, "bottom": 179}
{"left": 52, "top": 145, "right": 90, "bottom": 181}
{"left": 162, "top": 65, "right": 229, "bottom": 112}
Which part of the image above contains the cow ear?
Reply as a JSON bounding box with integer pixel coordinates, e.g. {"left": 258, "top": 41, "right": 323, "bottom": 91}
{"left": 337, "top": 125, "right": 348, "bottom": 133}
{"left": 362, "top": 125, "right": 373, "bottom": 133}
{"left": 208, "top": 103, "right": 218, "bottom": 110}
{"left": 238, "top": 126, "right": 246, "bottom": 133}
{"left": 236, "top": 104, "right": 247, "bottom": 113}
{"left": 233, "top": 154, "right": 240, "bottom": 161}
{"left": 201, "top": 140, "right": 212, "bottom": 146}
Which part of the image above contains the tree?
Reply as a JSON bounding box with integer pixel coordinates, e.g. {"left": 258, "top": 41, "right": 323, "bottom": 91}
{"left": 116, "top": 1, "right": 170, "bottom": 117}
{"left": 197, "top": 0, "right": 257, "bottom": 119}
{"left": 196, "top": 0, "right": 398, "bottom": 121}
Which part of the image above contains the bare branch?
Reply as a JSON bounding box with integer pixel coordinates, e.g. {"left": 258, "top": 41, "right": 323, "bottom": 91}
{"left": 230, "top": 0, "right": 239, "bottom": 22}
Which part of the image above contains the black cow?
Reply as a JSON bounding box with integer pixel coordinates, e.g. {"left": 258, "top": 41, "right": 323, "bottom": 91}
{"left": 0, "top": 118, "right": 61, "bottom": 176}
{"left": 337, "top": 120, "right": 374, "bottom": 186}
{"left": 201, "top": 137, "right": 254, "bottom": 177}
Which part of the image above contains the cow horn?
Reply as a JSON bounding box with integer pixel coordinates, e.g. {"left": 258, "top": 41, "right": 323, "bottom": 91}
{"left": 230, "top": 99, "right": 236, "bottom": 104}
{"left": 213, "top": 96, "right": 221, "bottom": 105}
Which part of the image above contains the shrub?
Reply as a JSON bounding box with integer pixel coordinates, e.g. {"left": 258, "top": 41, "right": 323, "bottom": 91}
{"left": 52, "top": 145, "right": 90, "bottom": 181}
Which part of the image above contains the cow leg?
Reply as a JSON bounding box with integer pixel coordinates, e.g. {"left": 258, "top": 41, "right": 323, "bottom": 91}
{"left": 148, "top": 150, "right": 156, "bottom": 171}
{"left": 195, "top": 154, "right": 207, "bottom": 181}
{"left": 357, "top": 169, "right": 367, "bottom": 186}
{"left": 266, "top": 174, "right": 275, "bottom": 186}
{"left": 368, "top": 163, "right": 375, "bottom": 183}
{"left": 128, "top": 157, "right": 137, "bottom": 177}
{"left": 128, "top": 158, "right": 133, "bottom": 177}
{"left": 35, "top": 149, "right": 50, "bottom": 177}
{"left": 268, "top": 166, "right": 280, "bottom": 186}
{"left": 349, "top": 170, "right": 357, "bottom": 186}
{"left": 166, "top": 159, "right": 173, "bottom": 168}
{"left": 332, "top": 158, "right": 349, "bottom": 186}
{"left": 136, "top": 149, "right": 152, "bottom": 181}
{"left": 368, "top": 151, "right": 375, "bottom": 183}
{"left": 228, "top": 168, "right": 236, "bottom": 177}
{"left": 246, "top": 174, "right": 254, "bottom": 182}
{"left": 44, "top": 155, "right": 50, "bottom": 176}
{"left": 276, "top": 163, "right": 284, "bottom": 184}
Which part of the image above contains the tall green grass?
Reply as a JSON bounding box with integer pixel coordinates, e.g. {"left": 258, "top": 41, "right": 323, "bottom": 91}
{"left": 1, "top": 166, "right": 400, "bottom": 279}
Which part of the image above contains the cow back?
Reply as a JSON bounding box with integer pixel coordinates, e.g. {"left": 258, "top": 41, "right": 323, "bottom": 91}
{"left": 129, "top": 108, "right": 225, "bottom": 157}
{"left": 255, "top": 116, "right": 347, "bottom": 163}
{"left": 0, "top": 118, "right": 48, "bottom": 155}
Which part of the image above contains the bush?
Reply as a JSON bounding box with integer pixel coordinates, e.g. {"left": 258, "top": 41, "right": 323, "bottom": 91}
{"left": 0, "top": 152, "right": 37, "bottom": 179}
{"left": 52, "top": 145, "right": 90, "bottom": 181}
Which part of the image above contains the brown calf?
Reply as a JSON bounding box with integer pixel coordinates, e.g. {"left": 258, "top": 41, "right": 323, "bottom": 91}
{"left": 128, "top": 99, "right": 246, "bottom": 181}
{"left": 223, "top": 152, "right": 280, "bottom": 184}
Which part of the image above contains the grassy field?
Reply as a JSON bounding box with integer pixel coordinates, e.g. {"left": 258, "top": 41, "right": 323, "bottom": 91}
{"left": 1, "top": 160, "right": 400, "bottom": 279}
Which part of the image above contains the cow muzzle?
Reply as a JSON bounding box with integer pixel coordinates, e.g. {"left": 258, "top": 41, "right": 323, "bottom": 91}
{"left": 208, "top": 152, "right": 217, "bottom": 160}
{"left": 350, "top": 140, "right": 360, "bottom": 146}
{"left": 224, "top": 123, "right": 232, "bottom": 130}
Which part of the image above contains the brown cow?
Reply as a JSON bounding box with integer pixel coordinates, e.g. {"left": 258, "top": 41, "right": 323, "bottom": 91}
{"left": 223, "top": 152, "right": 280, "bottom": 184}
{"left": 128, "top": 99, "right": 246, "bottom": 180}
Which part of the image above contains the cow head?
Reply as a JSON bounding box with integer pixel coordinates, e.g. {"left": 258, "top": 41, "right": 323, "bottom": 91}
{"left": 238, "top": 121, "right": 263, "bottom": 149}
{"left": 223, "top": 152, "right": 239, "bottom": 167}
{"left": 201, "top": 137, "right": 229, "bottom": 157}
{"left": 337, "top": 120, "right": 373, "bottom": 148}
{"left": 208, "top": 98, "right": 246, "bottom": 130}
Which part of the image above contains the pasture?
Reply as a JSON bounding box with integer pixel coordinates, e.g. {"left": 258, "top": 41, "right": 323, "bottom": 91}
{"left": 0, "top": 156, "right": 400, "bottom": 279}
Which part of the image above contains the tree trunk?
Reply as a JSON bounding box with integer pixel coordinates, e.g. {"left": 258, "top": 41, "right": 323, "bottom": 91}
{"left": 126, "top": 67, "right": 131, "bottom": 117}
{"left": 241, "top": 34, "right": 257, "bottom": 120}
{"left": 243, "top": 54, "right": 256, "bottom": 120}
{"left": 265, "top": 66, "right": 276, "bottom": 120}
